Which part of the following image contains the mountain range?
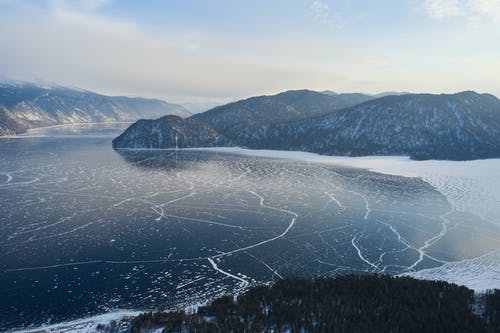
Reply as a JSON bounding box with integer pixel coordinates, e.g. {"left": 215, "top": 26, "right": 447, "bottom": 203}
{"left": 190, "top": 89, "right": 376, "bottom": 131}
{"left": 113, "top": 89, "right": 500, "bottom": 160}
{"left": 112, "top": 89, "right": 377, "bottom": 150}
{"left": 0, "top": 81, "right": 191, "bottom": 135}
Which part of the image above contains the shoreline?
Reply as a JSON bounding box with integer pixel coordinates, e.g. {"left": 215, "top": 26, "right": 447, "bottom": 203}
{"left": 7, "top": 268, "right": 500, "bottom": 333}
{"left": 0, "top": 121, "right": 134, "bottom": 139}
{"left": 7, "top": 310, "right": 142, "bottom": 333}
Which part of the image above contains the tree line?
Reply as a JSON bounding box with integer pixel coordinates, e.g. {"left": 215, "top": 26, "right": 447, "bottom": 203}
{"left": 127, "top": 274, "right": 500, "bottom": 333}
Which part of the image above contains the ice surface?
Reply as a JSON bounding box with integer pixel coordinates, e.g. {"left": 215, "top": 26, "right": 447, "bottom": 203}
{"left": 1, "top": 130, "right": 499, "bottom": 331}
{"left": 190, "top": 148, "right": 500, "bottom": 227}
{"left": 178, "top": 147, "right": 500, "bottom": 291}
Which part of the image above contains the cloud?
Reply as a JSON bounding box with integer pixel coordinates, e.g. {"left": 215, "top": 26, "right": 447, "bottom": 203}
{"left": 0, "top": 1, "right": 352, "bottom": 102}
{"left": 306, "top": 0, "right": 341, "bottom": 27}
{"left": 1, "top": 1, "right": 499, "bottom": 101}
{"left": 467, "top": 0, "right": 500, "bottom": 21}
{"left": 425, "top": 0, "right": 465, "bottom": 19}
{"left": 51, "top": 0, "right": 112, "bottom": 10}
{"left": 308, "top": 0, "right": 331, "bottom": 21}
{"left": 425, "top": 0, "right": 500, "bottom": 21}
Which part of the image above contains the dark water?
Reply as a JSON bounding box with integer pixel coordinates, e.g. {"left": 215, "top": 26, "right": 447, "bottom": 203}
{"left": 1, "top": 124, "right": 499, "bottom": 330}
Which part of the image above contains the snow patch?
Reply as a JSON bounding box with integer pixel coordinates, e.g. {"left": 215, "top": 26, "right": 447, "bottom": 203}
{"left": 7, "top": 310, "right": 141, "bottom": 333}
{"left": 402, "top": 249, "right": 500, "bottom": 292}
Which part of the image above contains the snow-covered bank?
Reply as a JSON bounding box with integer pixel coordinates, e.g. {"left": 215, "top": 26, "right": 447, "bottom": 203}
{"left": 0, "top": 122, "right": 132, "bottom": 139}
{"left": 327, "top": 156, "right": 500, "bottom": 228}
{"left": 7, "top": 310, "right": 141, "bottom": 333}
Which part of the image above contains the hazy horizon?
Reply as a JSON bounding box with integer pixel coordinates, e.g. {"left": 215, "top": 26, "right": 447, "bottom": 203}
{"left": 2, "top": 76, "right": 497, "bottom": 108}
{"left": 1, "top": 0, "right": 499, "bottom": 104}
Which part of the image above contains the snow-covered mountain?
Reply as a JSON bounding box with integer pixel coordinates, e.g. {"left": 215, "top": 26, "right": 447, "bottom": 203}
{"left": 235, "top": 91, "right": 500, "bottom": 160}
{"left": 320, "top": 90, "right": 376, "bottom": 105}
{"left": 113, "top": 90, "right": 500, "bottom": 160}
{"left": 190, "top": 89, "right": 376, "bottom": 134}
{"left": 113, "top": 115, "right": 230, "bottom": 149}
{"left": 0, "top": 81, "right": 191, "bottom": 135}
{"left": 113, "top": 89, "right": 374, "bottom": 149}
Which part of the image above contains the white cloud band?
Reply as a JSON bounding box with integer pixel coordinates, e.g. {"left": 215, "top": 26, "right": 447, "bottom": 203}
{"left": 425, "top": 0, "right": 500, "bottom": 21}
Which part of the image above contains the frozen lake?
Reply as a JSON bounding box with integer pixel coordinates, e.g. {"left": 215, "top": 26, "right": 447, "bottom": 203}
{"left": 1, "top": 124, "right": 500, "bottom": 331}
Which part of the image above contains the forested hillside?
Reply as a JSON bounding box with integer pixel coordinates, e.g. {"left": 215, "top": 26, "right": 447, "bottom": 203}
{"left": 128, "top": 275, "right": 500, "bottom": 333}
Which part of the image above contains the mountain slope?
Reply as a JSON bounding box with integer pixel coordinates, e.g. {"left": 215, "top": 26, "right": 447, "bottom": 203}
{"left": 320, "top": 90, "right": 376, "bottom": 105}
{"left": 241, "top": 91, "right": 500, "bottom": 160}
{"left": 113, "top": 90, "right": 500, "bottom": 160}
{"left": 112, "top": 115, "right": 230, "bottom": 149}
{"left": 129, "top": 275, "right": 492, "bottom": 333}
{"left": 0, "top": 106, "right": 28, "bottom": 136}
{"left": 190, "top": 89, "right": 374, "bottom": 138}
{"left": 0, "top": 82, "right": 191, "bottom": 135}
{"left": 114, "top": 89, "right": 373, "bottom": 150}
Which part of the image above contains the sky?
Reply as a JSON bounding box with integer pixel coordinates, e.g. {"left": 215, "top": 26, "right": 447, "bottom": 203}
{"left": 0, "top": 0, "right": 499, "bottom": 104}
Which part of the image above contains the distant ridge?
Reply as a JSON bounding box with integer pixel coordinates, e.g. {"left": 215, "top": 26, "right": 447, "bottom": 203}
{"left": 190, "top": 89, "right": 376, "bottom": 134}
{"left": 374, "top": 91, "right": 411, "bottom": 98}
{"left": 0, "top": 81, "right": 191, "bottom": 136}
